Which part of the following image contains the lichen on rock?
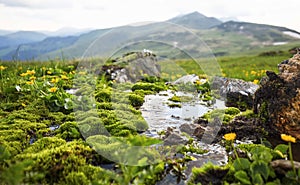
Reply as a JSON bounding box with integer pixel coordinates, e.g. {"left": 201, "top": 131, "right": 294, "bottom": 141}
{"left": 254, "top": 53, "right": 300, "bottom": 140}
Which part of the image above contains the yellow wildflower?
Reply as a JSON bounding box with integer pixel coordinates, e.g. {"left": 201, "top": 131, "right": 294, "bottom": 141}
{"left": 281, "top": 134, "right": 296, "bottom": 143}
{"left": 51, "top": 78, "right": 59, "bottom": 83}
{"left": 250, "top": 71, "right": 257, "bottom": 75}
{"left": 21, "top": 103, "right": 26, "bottom": 107}
{"left": 253, "top": 79, "right": 259, "bottom": 84}
{"left": 20, "top": 73, "right": 28, "bottom": 77}
{"left": 61, "top": 75, "right": 68, "bottom": 80}
{"left": 26, "top": 70, "right": 35, "bottom": 75}
{"left": 42, "top": 67, "right": 46, "bottom": 70}
{"left": 29, "top": 76, "right": 36, "bottom": 81}
{"left": 0, "top": 65, "right": 7, "bottom": 70}
{"left": 224, "top": 133, "right": 236, "bottom": 141}
{"left": 78, "top": 71, "right": 86, "bottom": 75}
{"left": 49, "top": 87, "right": 58, "bottom": 93}
{"left": 47, "top": 71, "right": 52, "bottom": 74}
{"left": 26, "top": 81, "right": 34, "bottom": 85}
{"left": 195, "top": 80, "right": 202, "bottom": 85}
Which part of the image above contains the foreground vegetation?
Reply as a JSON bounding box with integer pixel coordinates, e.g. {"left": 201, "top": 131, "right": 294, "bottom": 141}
{"left": 0, "top": 52, "right": 299, "bottom": 184}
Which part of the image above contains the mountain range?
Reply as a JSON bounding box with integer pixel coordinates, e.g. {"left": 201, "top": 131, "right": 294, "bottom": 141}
{"left": 0, "top": 11, "right": 299, "bottom": 61}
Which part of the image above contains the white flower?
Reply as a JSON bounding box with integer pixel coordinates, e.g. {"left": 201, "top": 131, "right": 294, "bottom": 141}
{"left": 15, "top": 85, "right": 21, "bottom": 92}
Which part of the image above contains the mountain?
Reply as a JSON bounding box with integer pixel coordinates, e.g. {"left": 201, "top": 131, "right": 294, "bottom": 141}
{"left": 42, "top": 27, "right": 92, "bottom": 37}
{"left": 0, "top": 31, "right": 47, "bottom": 48}
{"left": 1, "top": 36, "right": 79, "bottom": 60}
{"left": 0, "top": 30, "right": 13, "bottom": 36}
{"left": 168, "top": 11, "right": 222, "bottom": 29}
{"left": 1, "top": 12, "right": 300, "bottom": 61}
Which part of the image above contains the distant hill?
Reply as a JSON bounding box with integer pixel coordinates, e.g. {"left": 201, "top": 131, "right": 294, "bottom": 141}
{"left": 0, "top": 31, "right": 47, "bottom": 50}
{"left": 1, "top": 12, "right": 300, "bottom": 61}
{"left": 168, "top": 11, "right": 222, "bottom": 29}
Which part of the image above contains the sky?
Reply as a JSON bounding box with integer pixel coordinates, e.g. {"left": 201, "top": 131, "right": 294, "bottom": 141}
{"left": 0, "top": 0, "right": 299, "bottom": 32}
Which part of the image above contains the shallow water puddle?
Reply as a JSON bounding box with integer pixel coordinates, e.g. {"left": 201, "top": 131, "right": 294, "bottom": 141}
{"left": 141, "top": 90, "right": 225, "bottom": 136}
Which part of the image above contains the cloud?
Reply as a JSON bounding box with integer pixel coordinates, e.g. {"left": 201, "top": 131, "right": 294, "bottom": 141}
{"left": 0, "top": 0, "right": 299, "bottom": 32}
{"left": 0, "top": 0, "right": 74, "bottom": 9}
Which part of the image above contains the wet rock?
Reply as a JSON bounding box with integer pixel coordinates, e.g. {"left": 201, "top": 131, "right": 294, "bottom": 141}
{"left": 193, "top": 126, "right": 206, "bottom": 139}
{"left": 103, "top": 51, "right": 160, "bottom": 83}
{"left": 271, "top": 159, "right": 300, "bottom": 175}
{"left": 163, "top": 132, "right": 189, "bottom": 146}
{"left": 179, "top": 123, "right": 196, "bottom": 135}
{"left": 195, "top": 115, "right": 266, "bottom": 143}
{"left": 212, "top": 77, "right": 259, "bottom": 110}
{"left": 173, "top": 74, "right": 199, "bottom": 84}
{"left": 254, "top": 53, "right": 300, "bottom": 140}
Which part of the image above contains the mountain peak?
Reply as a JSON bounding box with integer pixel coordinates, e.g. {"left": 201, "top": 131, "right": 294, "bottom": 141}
{"left": 168, "top": 11, "right": 222, "bottom": 29}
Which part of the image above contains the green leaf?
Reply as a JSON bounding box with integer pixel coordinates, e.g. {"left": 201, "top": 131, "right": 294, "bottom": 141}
{"left": 251, "top": 147, "right": 273, "bottom": 162}
{"left": 0, "top": 145, "right": 11, "bottom": 161}
{"left": 266, "top": 179, "right": 281, "bottom": 185}
{"left": 274, "top": 144, "right": 288, "bottom": 155}
{"left": 234, "top": 170, "right": 251, "bottom": 185}
{"left": 233, "top": 158, "right": 251, "bottom": 171}
{"left": 250, "top": 160, "right": 270, "bottom": 181}
{"left": 137, "top": 157, "right": 148, "bottom": 166}
{"left": 252, "top": 173, "right": 264, "bottom": 185}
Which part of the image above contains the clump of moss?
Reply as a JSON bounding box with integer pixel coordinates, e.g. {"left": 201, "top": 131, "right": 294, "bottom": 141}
{"left": 167, "top": 103, "right": 182, "bottom": 108}
{"left": 201, "top": 107, "right": 240, "bottom": 124}
{"left": 55, "top": 122, "right": 82, "bottom": 141}
{"left": 188, "top": 162, "right": 229, "bottom": 185}
{"left": 131, "top": 82, "right": 167, "bottom": 93}
{"left": 14, "top": 140, "right": 98, "bottom": 184}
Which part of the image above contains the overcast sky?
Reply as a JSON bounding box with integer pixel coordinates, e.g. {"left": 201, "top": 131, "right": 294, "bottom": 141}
{"left": 0, "top": 0, "right": 299, "bottom": 32}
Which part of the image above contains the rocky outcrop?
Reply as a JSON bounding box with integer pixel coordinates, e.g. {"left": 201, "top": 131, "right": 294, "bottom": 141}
{"left": 254, "top": 53, "right": 300, "bottom": 140}
{"left": 103, "top": 51, "right": 160, "bottom": 83}
{"left": 212, "top": 77, "right": 259, "bottom": 110}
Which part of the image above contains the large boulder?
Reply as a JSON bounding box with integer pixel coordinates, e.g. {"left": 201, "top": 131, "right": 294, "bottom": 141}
{"left": 212, "top": 77, "right": 259, "bottom": 110}
{"left": 254, "top": 53, "right": 300, "bottom": 140}
{"left": 103, "top": 51, "right": 160, "bottom": 83}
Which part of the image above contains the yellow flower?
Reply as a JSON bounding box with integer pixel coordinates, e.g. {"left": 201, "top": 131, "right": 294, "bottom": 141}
{"left": 0, "top": 65, "right": 7, "bottom": 70}
{"left": 42, "top": 67, "right": 46, "bottom": 70}
{"left": 26, "top": 81, "right": 34, "bottom": 85}
{"left": 250, "top": 71, "right": 257, "bottom": 75}
{"left": 253, "top": 79, "right": 259, "bottom": 84}
{"left": 61, "top": 75, "right": 68, "bottom": 80}
{"left": 21, "top": 103, "right": 26, "bottom": 107}
{"left": 29, "top": 76, "right": 36, "bottom": 81}
{"left": 78, "top": 71, "right": 86, "bottom": 75}
{"left": 281, "top": 134, "right": 296, "bottom": 143}
{"left": 195, "top": 80, "right": 202, "bottom": 85}
{"left": 49, "top": 87, "right": 58, "bottom": 93}
{"left": 26, "top": 70, "right": 35, "bottom": 75}
{"left": 20, "top": 73, "right": 28, "bottom": 77}
{"left": 51, "top": 78, "right": 59, "bottom": 83}
{"left": 47, "top": 71, "right": 52, "bottom": 74}
{"left": 224, "top": 133, "right": 236, "bottom": 141}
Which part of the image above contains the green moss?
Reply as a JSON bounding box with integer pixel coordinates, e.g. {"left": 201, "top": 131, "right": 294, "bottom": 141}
{"left": 15, "top": 141, "right": 96, "bottom": 184}
{"left": 225, "top": 107, "right": 241, "bottom": 115}
{"left": 128, "top": 93, "right": 144, "bottom": 107}
{"left": 131, "top": 82, "right": 166, "bottom": 93}
{"left": 95, "top": 88, "right": 112, "bottom": 102}
{"left": 22, "top": 137, "right": 66, "bottom": 154}
{"left": 167, "top": 103, "right": 182, "bottom": 108}
{"left": 168, "top": 95, "right": 195, "bottom": 103}
{"left": 55, "top": 122, "right": 82, "bottom": 140}
{"left": 201, "top": 107, "right": 240, "bottom": 124}
{"left": 188, "top": 162, "right": 229, "bottom": 185}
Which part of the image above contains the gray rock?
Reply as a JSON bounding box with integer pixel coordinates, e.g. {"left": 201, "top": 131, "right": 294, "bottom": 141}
{"left": 173, "top": 74, "right": 199, "bottom": 85}
{"left": 212, "top": 76, "right": 259, "bottom": 110}
{"left": 163, "top": 132, "right": 189, "bottom": 146}
{"left": 109, "top": 51, "right": 161, "bottom": 83}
